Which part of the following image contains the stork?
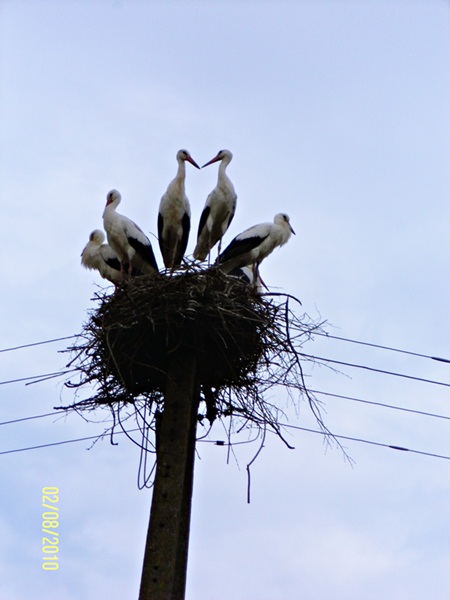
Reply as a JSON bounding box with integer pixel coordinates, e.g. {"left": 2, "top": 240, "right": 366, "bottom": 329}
{"left": 193, "top": 149, "right": 237, "bottom": 262}
{"left": 81, "top": 229, "right": 123, "bottom": 284}
{"left": 218, "top": 213, "right": 295, "bottom": 283}
{"left": 158, "top": 149, "right": 200, "bottom": 269}
{"left": 102, "top": 189, "right": 159, "bottom": 276}
{"left": 228, "top": 265, "right": 264, "bottom": 292}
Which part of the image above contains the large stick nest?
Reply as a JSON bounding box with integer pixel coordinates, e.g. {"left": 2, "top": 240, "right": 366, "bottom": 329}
{"left": 63, "top": 265, "right": 335, "bottom": 483}
{"left": 88, "top": 267, "right": 266, "bottom": 396}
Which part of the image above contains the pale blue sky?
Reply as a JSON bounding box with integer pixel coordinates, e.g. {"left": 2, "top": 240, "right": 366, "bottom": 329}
{"left": 1, "top": 1, "right": 450, "bottom": 599}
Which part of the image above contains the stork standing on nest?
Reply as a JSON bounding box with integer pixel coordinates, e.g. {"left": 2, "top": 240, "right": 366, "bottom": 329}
{"left": 218, "top": 213, "right": 295, "bottom": 284}
{"left": 102, "top": 189, "right": 159, "bottom": 276}
{"left": 81, "top": 229, "right": 124, "bottom": 284}
{"left": 158, "top": 149, "right": 200, "bottom": 269}
{"left": 193, "top": 149, "right": 237, "bottom": 262}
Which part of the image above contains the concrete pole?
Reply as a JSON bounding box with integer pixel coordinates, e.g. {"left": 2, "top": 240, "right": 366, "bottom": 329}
{"left": 139, "top": 349, "right": 199, "bottom": 600}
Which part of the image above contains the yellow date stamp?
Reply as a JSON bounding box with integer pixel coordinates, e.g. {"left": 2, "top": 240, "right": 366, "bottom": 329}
{"left": 41, "top": 487, "right": 59, "bottom": 570}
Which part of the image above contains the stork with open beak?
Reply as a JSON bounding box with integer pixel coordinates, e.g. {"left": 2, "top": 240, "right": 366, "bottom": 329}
{"left": 194, "top": 149, "right": 237, "bottom": 262}
{"left": 158, "top": 149, "right": 200, "bottom": 269}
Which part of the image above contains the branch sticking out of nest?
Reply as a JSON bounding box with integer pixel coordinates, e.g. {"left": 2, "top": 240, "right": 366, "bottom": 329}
{"left": 61, "top": 264, "right": 345, "bottom": 483}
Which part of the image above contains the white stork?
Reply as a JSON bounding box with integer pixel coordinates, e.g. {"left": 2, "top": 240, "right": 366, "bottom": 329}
{"left": 102, "top": 189, "right": 159, "bottom": 276}
{"left": 218, "top": 213, "right": 295, "bottom": 281}
{"left": 158, "top": 149, "right": 200, "bottom": 269}
{"left": 193, "top": 149, "right": 237, "bottom": 262}
{"left": 228, "top": 266, "right": 263, "bottom": 292}
{"left": 81, "top": 229, "right": 123, "bottom": 284}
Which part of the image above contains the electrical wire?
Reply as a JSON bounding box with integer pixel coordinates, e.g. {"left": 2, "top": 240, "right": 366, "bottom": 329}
{"left": 2, "top": 423, "right": 450, "bottom": 462}
{"left": 0, "top": 427, "right": 141, "bottom": 456}
{"left": 313, "top": 332, "right": 450, "bottom": 364}
{"left": 0, "top": 335, "right": 77, "bottom": 354}
{"left": 0, "top": 370, "right": 73, "bottom": 386}
{"left": 1, "top": 330, "right": 449, "bottom": 366}
{"left": 300, "top": 353, "right": 450, "bottom": 388}
{"left": 309, "top": 389, "right": 450, "bottom": 422}
{"left": 279, "top": 423, "right": 450, "bottom": 461}
{"left": 2, "top": 333, "right": 450, "bottom": 462}
{"left": 3, "top": 384, "right": 450, "bottom": 431}
{"left": 0, "top": 412, "right": 57, "bottom": 426}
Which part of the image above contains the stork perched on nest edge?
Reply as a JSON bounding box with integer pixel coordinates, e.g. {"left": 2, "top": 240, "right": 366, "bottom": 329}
{"left": 218, "top": 213, "right": 295, "bottom": 286}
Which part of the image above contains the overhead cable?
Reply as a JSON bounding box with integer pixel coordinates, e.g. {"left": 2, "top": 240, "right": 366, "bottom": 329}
{"left": 301, "top": 353, "right": 450, "bottom": 388}
{"left": 314, "top": 332, "right": 450, "bottom": 364}
{"left": 279, "top": 423, "right": 450, "bottom": 461}
{"left": 0, "top": 335, "right": 77, "bottom": 354}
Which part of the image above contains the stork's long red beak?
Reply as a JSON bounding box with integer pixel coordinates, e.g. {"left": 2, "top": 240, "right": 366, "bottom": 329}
{"left": 186, "top": 156, "right": 201, "bottom": 169}
{"left": 201, "top": 153, "right": 222, "bottom": 168}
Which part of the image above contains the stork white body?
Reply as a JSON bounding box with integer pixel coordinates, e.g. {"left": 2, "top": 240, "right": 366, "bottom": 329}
{"left": 158, "top": 149, "right": 200, "bottom": 269}
{"left": 81, "top": 229, "right": 123, "bottom": 284}
{"left": 218, "top": 213, "right": 295, "bottom": 276}
{"left": 102, "top": 189, "right": 158, "bottom": 275}
{"left": 193, "top": 149, "right": 237, "bottom": 261}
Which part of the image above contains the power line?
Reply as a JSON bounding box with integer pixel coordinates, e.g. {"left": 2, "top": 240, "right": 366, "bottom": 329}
{"left": 5, "top": 348, "right": 450, "bottom": 392}
{"left": 0, "top": 412, "right": 57, "bottom": 426}
{"left": 1, "top": 330, "right": 449, "bottom": 368}
{"left": 0, "top": 427, "right": 141, "bottom": 456}
{"left": 2, "top": 333, "right": 450, "bottom": 395}
{"left": 301, "top": 353, "right": 450, "bottom": 389}
{"left": 310, "top": 389, "right": 450, "bottom": 422}
{"left": 0, "top": 433, "right": 106, "bottom": 455}
{"left": 0, "top": 335, "right": 77, "bottom": 354}
{"left": 313, "top": 332, "right": 450, "bottom": 364}
{"left": 280, "top": 423, "right": 450, "bottom": 461}
{"left": 2, "top": 419, "right": 450, "bottom": 463}
{"left": 0, "top": 370, "right": 72, "bottom": 386}
{"left": 3, "top": 385, "right": 450, "bottom": 431}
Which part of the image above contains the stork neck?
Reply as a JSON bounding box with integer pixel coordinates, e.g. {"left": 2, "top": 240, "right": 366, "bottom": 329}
{"left": 176, "top": 159, "right": 187, "bottom": 181}
{"left": 218, "top": 156, "right": 231, "bottom": 178}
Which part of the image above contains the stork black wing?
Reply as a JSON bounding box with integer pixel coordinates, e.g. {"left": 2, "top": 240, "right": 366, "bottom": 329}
{"left": 103, "top": 256, "right": 121, "bottom": 272}
{"left": 197, "top": 205, "right": 210, "bottom": 239}
{"left": 157, "top": 213, "right": 164, "bottom": 253}
{"left": 128, "top": 236, "right": 158, "bottom": 271}
{"left": 174, "top": 212, "right": 191, "bottom": 267}
{"left": 218, "top": 233, "right": 269, "bottom": 264}
{"left": 226, "top": 202, "right": 236, "bottom": 231}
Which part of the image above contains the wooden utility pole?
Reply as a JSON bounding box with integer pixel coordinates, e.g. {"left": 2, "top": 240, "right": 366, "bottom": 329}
{"left": 139, "top": 349, "right": 199, "bottom": 600}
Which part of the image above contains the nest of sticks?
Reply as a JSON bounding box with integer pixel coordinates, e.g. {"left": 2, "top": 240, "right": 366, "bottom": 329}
{"left": 63, "top": 264, "right": 333, "bottom": 482}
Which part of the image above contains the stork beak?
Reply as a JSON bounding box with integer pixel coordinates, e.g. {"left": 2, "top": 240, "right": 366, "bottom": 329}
{"left": 201, "top": 154, "right": 222, "bottom": 169}
{"left": 186, "top": 156, "right": 201, "bottom": 169}
{"left": 290, "top": 224, "right": 296, "bottom": 235}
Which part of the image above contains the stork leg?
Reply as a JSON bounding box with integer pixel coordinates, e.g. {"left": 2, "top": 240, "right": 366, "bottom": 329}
{"left": 252, "top": 262, "right": 268, "bottom": 291}
{"left": 258, "top": 273, "right": 269, "bottom": 291}
{"left": 252, "top": 262, "right": 258, "bottom": 286}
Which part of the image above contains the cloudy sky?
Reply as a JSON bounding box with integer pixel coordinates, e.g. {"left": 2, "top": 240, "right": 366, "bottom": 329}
{"left": 1, "top": 1, "right": 450, "bottom": 598}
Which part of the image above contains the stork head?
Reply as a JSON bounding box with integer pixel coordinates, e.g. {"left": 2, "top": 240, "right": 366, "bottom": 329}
{"left": 274, "top": 213, "right": 296, "bottom": 235}
{"left": 202, "top": 149, "right": 233, "bottom": 168}
{"left": 176, "top": 149, "right": 200, "bottom": 169}
{"left": 89, "top": 229, "right": 106, "bottom": 245}
{"left": 106, "top": 189, "right": 122, "bottom": 207}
